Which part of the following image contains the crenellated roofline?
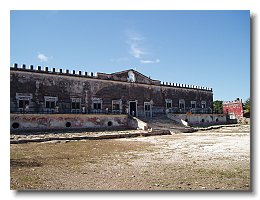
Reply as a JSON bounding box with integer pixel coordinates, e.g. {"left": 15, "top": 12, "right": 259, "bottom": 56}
{"left": 10, "top": 63, "right": 213, "bottom": 92}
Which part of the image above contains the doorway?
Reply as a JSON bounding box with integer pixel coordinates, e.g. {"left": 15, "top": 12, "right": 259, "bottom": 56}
{"left": 129, "top": 101, "right": 137, "bottom": 117}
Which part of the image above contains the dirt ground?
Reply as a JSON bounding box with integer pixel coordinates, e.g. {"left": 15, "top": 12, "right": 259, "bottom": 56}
{"left": 10, "top": 125, "right": 250, "bottom": 191}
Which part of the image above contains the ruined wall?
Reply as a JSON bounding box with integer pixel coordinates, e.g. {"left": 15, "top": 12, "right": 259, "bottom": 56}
{"left": 10, "top": 67, "right": 213, "bottom": 117}
{"left": 10, "top": 114, "right": 129, "bottom": 131}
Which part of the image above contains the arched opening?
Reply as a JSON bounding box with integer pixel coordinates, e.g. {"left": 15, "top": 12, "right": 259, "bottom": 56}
{"left": 108, "top": 121, "right": 113, "bottom": 126}
{"left": 12, "top": 122, "right": 20, "bottom": 129}
{"left": 66, "top": 122, "right": 71, "bottom": 128}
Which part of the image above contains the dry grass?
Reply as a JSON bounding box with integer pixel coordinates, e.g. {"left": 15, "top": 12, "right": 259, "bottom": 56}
{"left": 10, "top": 132, "right": 250, "bottom": 190}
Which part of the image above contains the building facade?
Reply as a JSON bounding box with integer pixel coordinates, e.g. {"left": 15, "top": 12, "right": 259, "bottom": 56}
{"left": 223, "top": 98, "right": 244, "bottom": 119}
{"left": 10, "top": 63, "right": 213, "bottom": 118}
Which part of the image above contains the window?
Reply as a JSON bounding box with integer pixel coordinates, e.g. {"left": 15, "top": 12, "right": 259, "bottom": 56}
{"left": 72, "top": 102, "right": 80, "bottom": 109}
{"left": 201, "top": 101, "right": 206, "bottom": 108}
{"left": 191, "top": 101, "right": 196, "bottom": 109}
{"left": 165, "top": 99, "right": 172, "bottom": 108}
{"left": 18, "top": 99, "right": 29, "bottom": 109}
{"left": 46, "top": 101, "right": 55, "bottom": 109}
{"left": 144, "top": 102, "right": 152, "bottom": 117}
{"left": 113, "top": 103, "right": 120, "bottom": 110}
{"left": 179, "top": 99, "right": 185, "bottom": 109}
{"left": 44, "top": 96, "right": 57, "bottom": 109}
{"left": 16, "top": 93, "right": 32, "bottom": 112}
{"left": 71, "top": 98, "right": 81, "bottom": 110}
{"left": 93, "top": 102, "right": 101, "bottom": 109}
{"left": 144, "top": 103, "right": 151, "bottom": 111}
{"left": 112, "top": 100, "right": 122, "bottom": 111}
{"left": 92, "top": 98, "right": 102, "bottom": 110}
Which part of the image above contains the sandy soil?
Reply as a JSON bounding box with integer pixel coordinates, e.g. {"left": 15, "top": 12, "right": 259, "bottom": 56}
{"left": 10, "top": 125, "right": 250, "bottom": 191}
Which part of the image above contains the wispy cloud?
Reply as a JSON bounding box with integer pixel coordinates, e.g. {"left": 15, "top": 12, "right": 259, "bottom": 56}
{"left": 125, "top": 29, "right": 160, "bottom": 64}
{"left": 129, "top": 43, "right": 146, "bottom": 58}
{"left": 126, "top": 30, "right": 147, "bottom": 59}
{"left": 140, "top": 59, "right": 160, "bottom": 64}
{"left": 37, "top": 53, "right": 48, "bottom": 62}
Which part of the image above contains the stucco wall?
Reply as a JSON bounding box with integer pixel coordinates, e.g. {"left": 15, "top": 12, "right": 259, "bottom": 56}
{"left": 223, "top": 100, "right": 244, "bottom": 119}
{"left": 10, "top": 114, "right": 129, "bottom": 131}
{"left": 167, "top": 113, "right": 227, "bottom": 126}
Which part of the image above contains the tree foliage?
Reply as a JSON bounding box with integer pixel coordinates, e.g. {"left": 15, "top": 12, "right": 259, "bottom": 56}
{"left": 213, "top": 100, "right": 223, "bottom": 114}
{"left": 243, "top": 98, "right": 250, "bottom": 113}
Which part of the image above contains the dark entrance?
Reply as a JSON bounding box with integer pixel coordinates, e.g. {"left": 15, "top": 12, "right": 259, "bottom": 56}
{"left": 129, "top": 101, "right": 137, "bottom": 117}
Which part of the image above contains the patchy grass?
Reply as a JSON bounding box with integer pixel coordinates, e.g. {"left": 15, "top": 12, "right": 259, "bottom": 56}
{"left": 10, "top": 139, "right": 151, "bottom": 190}
{"left": 10, "top": 133, "right": 250, "bottom": 190}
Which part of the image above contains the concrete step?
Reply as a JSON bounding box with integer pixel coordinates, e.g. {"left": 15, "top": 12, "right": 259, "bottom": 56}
{"left": 139, "top": 115, "right": 194, "bottom": 133}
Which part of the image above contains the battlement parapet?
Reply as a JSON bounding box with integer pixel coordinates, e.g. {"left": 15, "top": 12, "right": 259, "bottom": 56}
{"left": 223, "top": 98, "right": 242, "bottom": 105}
{"left": 160, "top": 80, "right": 212, "bottom": 91}
{"left": 11, "top": 63, "right": 212, "bottom": 91}
{"left": 11, "top": 63, "right": 97, "bottom": 78}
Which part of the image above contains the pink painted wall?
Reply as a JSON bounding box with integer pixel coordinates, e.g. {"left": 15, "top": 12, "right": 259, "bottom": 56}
{"left": 10, "top": 114, "right": 129, "bottom": 130}
{"left": 223, "top": 100, "right": 243, "bottom": 119}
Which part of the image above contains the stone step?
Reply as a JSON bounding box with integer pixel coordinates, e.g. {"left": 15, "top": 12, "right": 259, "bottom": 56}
{"left": 138, "top": 115, "right": 194, "bottom": 133}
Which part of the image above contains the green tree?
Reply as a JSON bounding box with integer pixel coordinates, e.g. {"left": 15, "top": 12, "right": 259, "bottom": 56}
{"left": 244, "top": 98, "right": 250, "bottom": 113}
{"left": 213, "top": 100, "right": 223, "bottom": 114}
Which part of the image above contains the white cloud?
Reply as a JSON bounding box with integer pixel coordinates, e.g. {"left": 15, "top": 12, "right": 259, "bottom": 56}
{"left": 37, "top": 53, "right": 48, "bottom": 62}
{"left": 130, "top": 43, "right": 146, "bottom": 58}
{"left": 125, "top": 29, "right": 160, "bottom": 64}
{"left": 140, "top": 59, "right": 160, "bottom": 64}
{"left": 126, "top": 30, "right": 147, "bottom": 59}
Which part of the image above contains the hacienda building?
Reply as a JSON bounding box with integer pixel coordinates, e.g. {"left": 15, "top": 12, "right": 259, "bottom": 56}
{"left": 10, "top": 63, "right": 213, "bottom": 118}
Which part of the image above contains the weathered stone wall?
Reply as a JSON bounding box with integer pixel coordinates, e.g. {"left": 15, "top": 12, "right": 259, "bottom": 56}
{"left": 10, "top": 68, "right": 213, "bottom": 117}
{"left": 10, "top": 114, "right": 129, "bottom": 131}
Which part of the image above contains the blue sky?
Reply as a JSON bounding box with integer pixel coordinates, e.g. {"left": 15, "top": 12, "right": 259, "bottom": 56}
{"left": 10, "top": 10, "right": 250, "bottom": 101}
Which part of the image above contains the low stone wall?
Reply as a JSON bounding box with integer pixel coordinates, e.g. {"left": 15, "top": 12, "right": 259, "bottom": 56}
{"left": 167, "top": 113, "right": 227, "bottom": 126}
{"left": 10, "top": 114, "right": 129, "bottom": 131}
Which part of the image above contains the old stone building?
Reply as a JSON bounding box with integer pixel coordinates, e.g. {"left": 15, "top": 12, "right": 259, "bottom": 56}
{"left": 10, "top": 63, "right": 213, "bottom": 118}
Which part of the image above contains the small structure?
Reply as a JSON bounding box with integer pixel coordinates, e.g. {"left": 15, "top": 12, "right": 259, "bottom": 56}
{"left": 223, "top": 98, "right": 244, "bottom": 120}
